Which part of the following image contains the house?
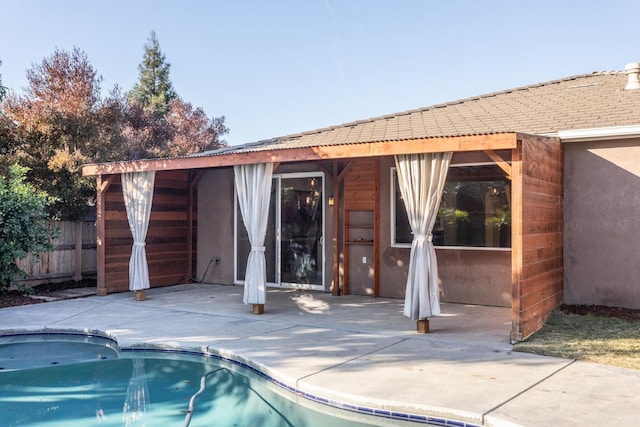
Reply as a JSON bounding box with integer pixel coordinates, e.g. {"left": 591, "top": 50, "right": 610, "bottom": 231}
{"left": 82, "top": 62, "right": 640, "bottom": 342}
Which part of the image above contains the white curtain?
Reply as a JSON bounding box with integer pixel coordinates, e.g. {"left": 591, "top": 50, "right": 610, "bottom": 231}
{"left": 395, "top": 152, "right": 451, "bottom": 321}
{"left": 234, "top": 163, "right": 274, "bottom": 305}
{"left": 121, "top": 171, "right": 155, "bottom": 292}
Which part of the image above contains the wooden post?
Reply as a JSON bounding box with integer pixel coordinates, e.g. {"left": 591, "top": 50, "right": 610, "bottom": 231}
{"left": 510, "top": 143, "right": 523, "bottom": 343}
{"left": 417, "top": 319, "right": 430, "bottom": 333}
{"left": 74, "top": 221, "right": 83, "bottom": 282}
{"left": 373, "top": 159, "right": 380, "bottom": 298}
{"left": 95, "top": 175, "right": 114, "bottom": 296}
{"left": 332, "top": 162, "right": 340, "bottom": 295}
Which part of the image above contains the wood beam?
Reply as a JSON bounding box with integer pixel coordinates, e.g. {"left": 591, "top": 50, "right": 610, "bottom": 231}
{"left": 83, "top": 133, "right": 522, "bottom": 176}
{"left": 373, "top": 158, "right": 380, "bottom": 298}
{"left": 337, "top": 161, "right": 354, "bottom": 182}
{"left": 186, "top": 171, "right": 200, "bottom": 282}
{"left": 98, "top": 175, "right": 115, "bottom": 193}
{"left": 331, "top": 162, "right": 340, "bottom": 295}
{"left": 189, "top": 170, "right": 206, "bottom": 191}
{"left": 510, "top": 144, "right": 523, "bottom": 343}
{"left": 95, "top": 174, "right": 113, "bottom": 296}
{"left": 484, "top": 149, "right": 512, "bottom": 179}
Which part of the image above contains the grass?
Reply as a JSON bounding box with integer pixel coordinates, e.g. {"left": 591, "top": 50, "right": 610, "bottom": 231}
{"left": 514, "top": 309, "right": 640, "bottom": 370}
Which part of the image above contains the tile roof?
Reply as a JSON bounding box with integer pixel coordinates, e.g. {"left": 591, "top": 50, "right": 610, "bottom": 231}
{"left": 199, "top": 71, "right": 640, "bottom": 157}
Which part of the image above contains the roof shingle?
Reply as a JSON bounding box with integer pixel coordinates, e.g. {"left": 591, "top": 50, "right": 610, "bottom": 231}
{"left": 198, "top": 71, "right": 640, "bottom": 157}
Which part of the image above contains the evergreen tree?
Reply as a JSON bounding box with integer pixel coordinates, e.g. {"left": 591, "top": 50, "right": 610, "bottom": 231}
{"left": 0, "top": 59, "right": 7, "bottom": 101}
{"left": 129, "top": 31, "right": 177, "bottom": 116}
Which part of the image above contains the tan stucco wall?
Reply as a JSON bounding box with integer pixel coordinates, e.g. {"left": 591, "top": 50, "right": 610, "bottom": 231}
{"left": 378, "top": 157, "right": 512, "bottom": 306}
{"left": 197, "top": 168, "right": 236, "bottom": 284}
{"left": 564, "top": 139, "right": 640, "bottom": 308}
{"left": 196, "top": 163, "right": 335, "bottom": 291}
{"left": 436, "top": 249, "right": 511, "bottom": 307}
{"left": 196, "top": 158, "right": 512, "bottom": 304}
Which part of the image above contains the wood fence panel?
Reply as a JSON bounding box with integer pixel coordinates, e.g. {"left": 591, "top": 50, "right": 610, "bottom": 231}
{"left": 16, "top": 220, "right": 97, "bottom": 287}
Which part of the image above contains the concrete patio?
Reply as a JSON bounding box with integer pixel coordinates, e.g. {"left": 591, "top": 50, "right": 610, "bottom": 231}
{"left": 1, "top": 283, "right": 638, "bottom": 426}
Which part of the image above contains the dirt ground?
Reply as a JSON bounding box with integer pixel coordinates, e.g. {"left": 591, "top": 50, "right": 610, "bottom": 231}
{"left": 559, "top": 304, "right": 640, "bottom": 321}
{"left": 0, "top": 280, "right": 96, "bottom": 308}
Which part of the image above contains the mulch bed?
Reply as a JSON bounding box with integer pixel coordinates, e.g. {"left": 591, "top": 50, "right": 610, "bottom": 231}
{"left": 560, "top": 304, "right": 640, "bottom": 322}
{"left": 0, "top": 279, "right": 96, "bottom": 308}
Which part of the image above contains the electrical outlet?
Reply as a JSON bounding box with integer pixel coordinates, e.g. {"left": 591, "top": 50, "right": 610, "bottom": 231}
{"left": 362, "top": 256, "right": 367, "bottom": 264}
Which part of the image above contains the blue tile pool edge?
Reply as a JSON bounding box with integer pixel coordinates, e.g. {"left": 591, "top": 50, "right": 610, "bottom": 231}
{"left": 0, "top": 329, "right": 482, "bottom": 427}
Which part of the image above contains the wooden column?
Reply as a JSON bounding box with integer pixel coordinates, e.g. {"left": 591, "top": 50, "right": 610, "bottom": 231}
{"left": 510, "top": 143, "right": 524, "bottom": 343}
{"left": 373, "top": 159, "right": 380, "bottom": 297}
{"left": 73, "top": 221, "right": 83, "bottom": 282}
{"left": 186, "top": 171, "right": 205, "bottom": 282}
{"left": 95, "top": 175, "right": 114, "bottom": 296}
{"left": 332, "top": 162, "right": 340, "bottom": 295}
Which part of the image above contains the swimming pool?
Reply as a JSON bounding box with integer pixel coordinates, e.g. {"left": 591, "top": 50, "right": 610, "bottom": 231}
{"left": 0, "top": 331, "right": 451, "bottom": 426}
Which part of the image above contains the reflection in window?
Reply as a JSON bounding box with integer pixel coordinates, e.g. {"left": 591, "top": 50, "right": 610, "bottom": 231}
{"left": 393, "top": 167, "right": 511, "bottom": 248}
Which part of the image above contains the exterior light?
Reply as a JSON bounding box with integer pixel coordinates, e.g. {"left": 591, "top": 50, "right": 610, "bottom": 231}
{"left": 328, "top": 196, "right": 334, "bottom": 206}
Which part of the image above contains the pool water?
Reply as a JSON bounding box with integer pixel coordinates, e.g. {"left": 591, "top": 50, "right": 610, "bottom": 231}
{"left": 0, "top": 333, "right": 422, "bottom": 427}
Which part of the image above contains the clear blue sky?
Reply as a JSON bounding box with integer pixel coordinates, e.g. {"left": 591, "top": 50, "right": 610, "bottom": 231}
{"left": 2, "top": 0, "right": 639, "bottom": 146}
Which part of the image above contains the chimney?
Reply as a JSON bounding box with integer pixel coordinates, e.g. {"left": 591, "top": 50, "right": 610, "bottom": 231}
{"left": 624, "top": 62, "right": 640, "bottom": 90}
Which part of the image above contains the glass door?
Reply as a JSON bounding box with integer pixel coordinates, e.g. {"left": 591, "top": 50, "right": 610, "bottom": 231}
{"left": 235, "top": 173, "right": 324, "bottom": 290}
{"left": 280, "top": 174, "right": 324, "bottom": 288}
{"left": 235, "top": 179, "right": 277, "bottom": 283}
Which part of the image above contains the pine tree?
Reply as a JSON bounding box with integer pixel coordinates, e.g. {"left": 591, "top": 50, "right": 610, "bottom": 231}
{"left": 0, "top": 59, "right": 7, "bottom": 101}
{"left": 129, "top": 31, "right": 177, "bottom": 116}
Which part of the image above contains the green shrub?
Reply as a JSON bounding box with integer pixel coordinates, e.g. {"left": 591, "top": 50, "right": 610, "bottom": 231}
{"left": 0, "top": 165, "right": 58, "bottom": 293}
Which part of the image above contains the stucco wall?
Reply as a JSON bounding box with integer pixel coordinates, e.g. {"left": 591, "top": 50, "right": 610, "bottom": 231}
{"left": 196, "top": 163, "right": 335, "bottom": 291}
{"left": 564, "top": 139, "right": 640, "bottom": 308}
{"left": 378, "top": 157, "right": 512, "bottom": 306}
{"left": 436, "top": 249, "right": 511, "bottom": 307}
{"left": 196, "top": 158, "right": 513, "bottom": 304}
{"left": 196, "top": 168, "right": 235, "bottom": 284}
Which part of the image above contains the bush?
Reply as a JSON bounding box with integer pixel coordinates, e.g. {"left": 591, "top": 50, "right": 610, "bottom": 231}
{"left": 0, "top": 165, "right": 58, "bottom": 292}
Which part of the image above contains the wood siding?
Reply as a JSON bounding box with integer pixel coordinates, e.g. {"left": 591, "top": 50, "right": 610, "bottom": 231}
{"left": 512, "top": 135, "right": 563, "bottom": 341}
{"left": 343, "top": 159, "right": 376, "bottom": 211}
{"left": 101, "top": 171, "right": 192, "bottom": 293}
{"left": 342, "top": 159, "right": 380, "bottom": 296}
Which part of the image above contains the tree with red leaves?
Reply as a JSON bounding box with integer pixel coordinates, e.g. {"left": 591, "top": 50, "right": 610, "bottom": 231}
{"left": 1, "top": 48, "right": 126, "bottom": 219}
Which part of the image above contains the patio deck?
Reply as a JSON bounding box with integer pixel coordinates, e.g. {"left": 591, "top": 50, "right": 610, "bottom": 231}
{"left": 1, "top": 283, "right": 638, "bottom": 426}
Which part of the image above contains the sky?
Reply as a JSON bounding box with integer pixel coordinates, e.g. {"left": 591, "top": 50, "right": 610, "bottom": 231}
{"left": 2, "top": 0, "right": 639, "bottom": 146}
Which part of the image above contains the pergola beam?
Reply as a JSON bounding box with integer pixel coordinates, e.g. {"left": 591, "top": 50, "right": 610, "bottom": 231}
{"left": 484, "top": 149, "right": 512, "bottom": 179}
{"left": 83, "top": 133, "right": 522, "bottom": 177}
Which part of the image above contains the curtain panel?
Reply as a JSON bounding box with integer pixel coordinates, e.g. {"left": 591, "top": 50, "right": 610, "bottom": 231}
{"left": 394, "top": 153, "right": 451, "bottom": 320}
{"left": 121, "top": 171, "right": 156, "bottom": 292}
{"left": 234, "top": 163, "right": 274, "bottom": 305}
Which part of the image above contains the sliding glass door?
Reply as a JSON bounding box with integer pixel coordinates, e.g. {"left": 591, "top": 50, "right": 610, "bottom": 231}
{"left": 235, "top": 172, "right": 324, "bottom": 290}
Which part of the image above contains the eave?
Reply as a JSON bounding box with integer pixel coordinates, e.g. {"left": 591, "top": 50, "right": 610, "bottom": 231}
{"left": 82, "top": 132, "right": 524, "bottom": 176}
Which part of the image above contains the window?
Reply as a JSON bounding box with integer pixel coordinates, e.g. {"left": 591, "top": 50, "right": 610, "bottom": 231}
{"left": 391, "top": 165, "right": 511, "bottom": 249}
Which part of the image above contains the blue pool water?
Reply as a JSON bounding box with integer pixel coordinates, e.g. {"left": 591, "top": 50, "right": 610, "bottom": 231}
{"left": 0, "top": 332, "right": 439, "bottom": 427}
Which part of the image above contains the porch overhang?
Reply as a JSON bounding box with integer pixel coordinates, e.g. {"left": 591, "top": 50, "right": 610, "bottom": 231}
{"left": 82, "top": 132, "right": 522, "bottom": 176}
{"left": 83, "top": 131, "right": 563, "bottom": 343}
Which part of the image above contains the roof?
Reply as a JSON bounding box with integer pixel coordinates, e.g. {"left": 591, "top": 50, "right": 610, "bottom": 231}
{"left": 199, "top": 70, "right": 640, "bottom": 157}
{"left": 83, "top": 69, "right": 640, "bottom": 175}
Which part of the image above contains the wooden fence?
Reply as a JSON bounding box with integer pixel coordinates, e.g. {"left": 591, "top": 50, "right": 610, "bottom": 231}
{"left": 16, "top": 220, "right": 97, "bottom": 287}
